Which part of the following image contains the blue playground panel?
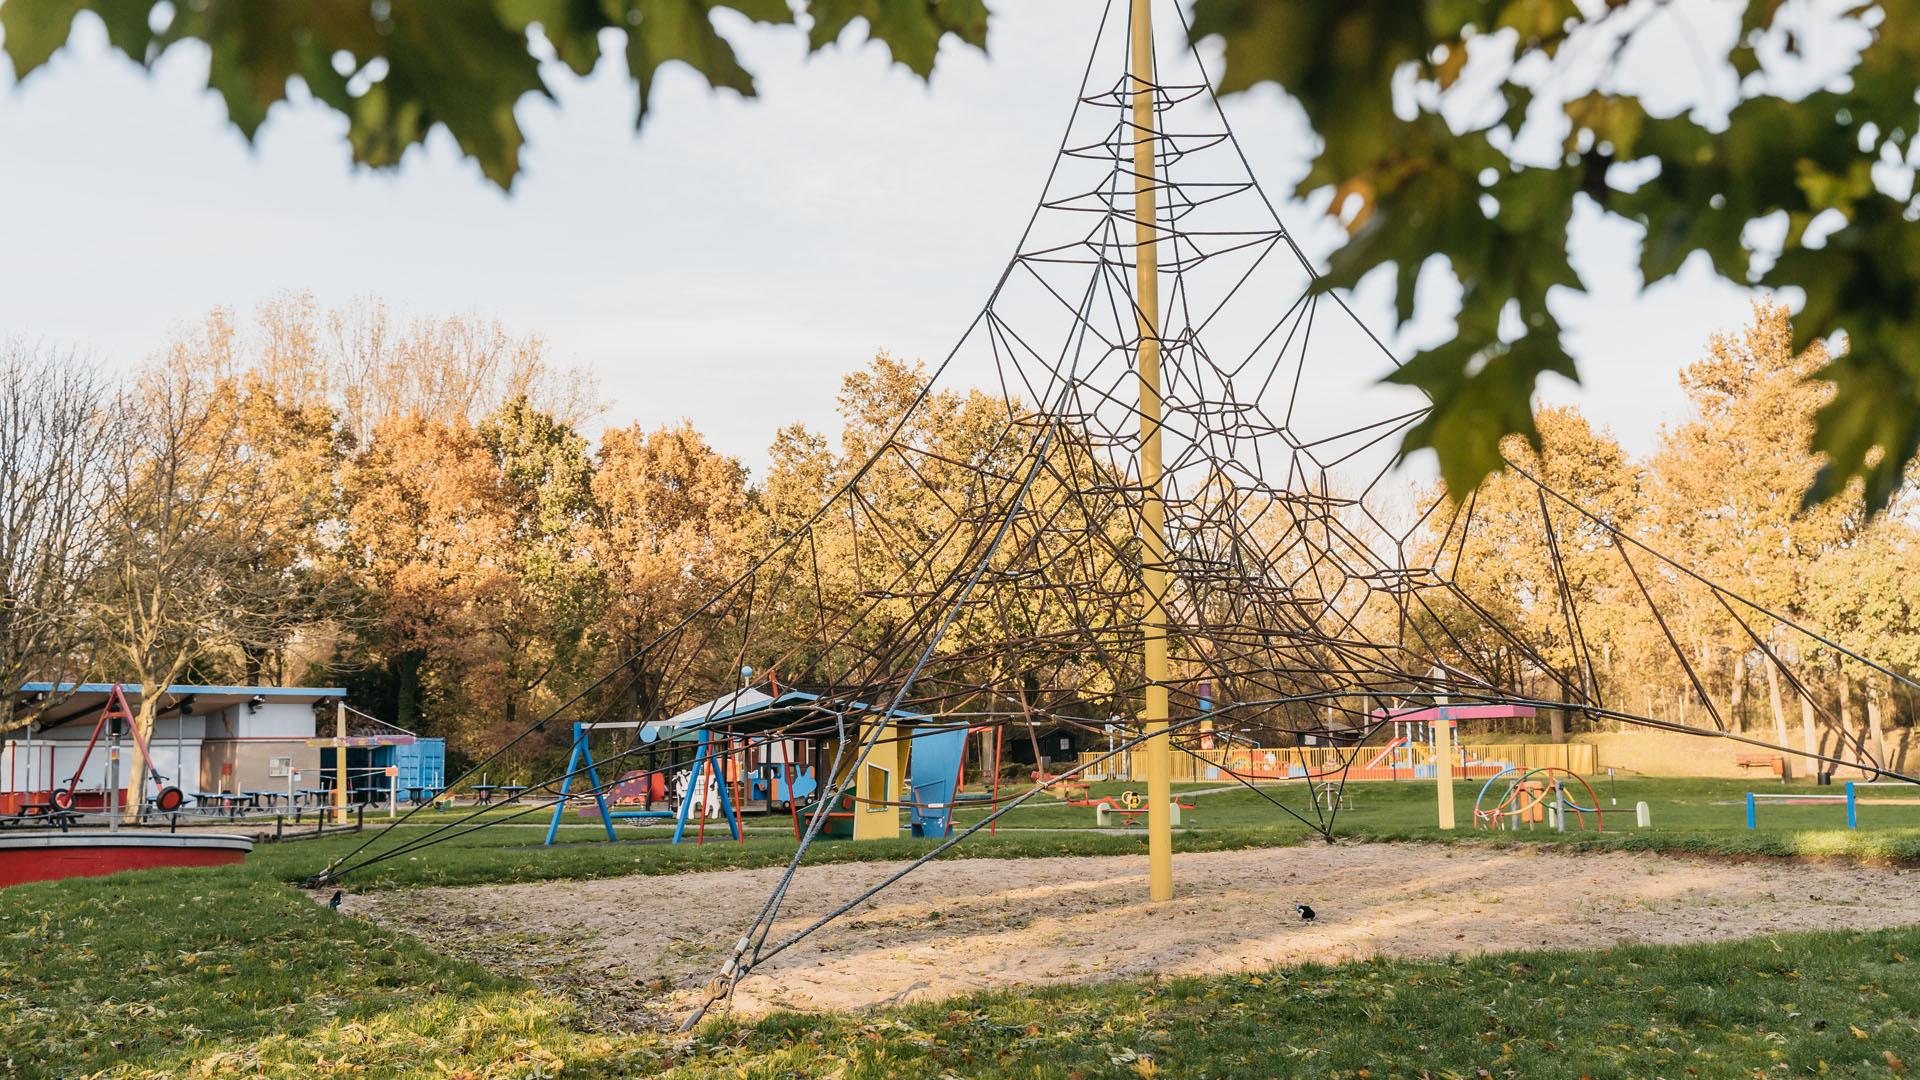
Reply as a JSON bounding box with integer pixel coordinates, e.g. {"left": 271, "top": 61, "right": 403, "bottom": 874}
{"left": 908, "top": 725, "right": 969, "bottom": 837}
{"left": 748, "top": 768, "right": 818, "bottom": 805}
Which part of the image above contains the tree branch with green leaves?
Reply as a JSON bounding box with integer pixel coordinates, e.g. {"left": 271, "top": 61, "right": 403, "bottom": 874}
{"left": 3, "top": 0, "right": 1915, "bottom": 510}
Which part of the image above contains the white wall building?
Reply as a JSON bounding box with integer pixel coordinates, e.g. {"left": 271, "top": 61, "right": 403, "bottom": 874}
{"left": 3, "top": 683, "right": 340, "bottom": 809}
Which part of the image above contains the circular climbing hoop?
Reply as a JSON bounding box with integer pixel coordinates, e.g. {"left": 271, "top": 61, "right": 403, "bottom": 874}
{"left": 1473, "top": 766, "right": 1604, "bottom": 832}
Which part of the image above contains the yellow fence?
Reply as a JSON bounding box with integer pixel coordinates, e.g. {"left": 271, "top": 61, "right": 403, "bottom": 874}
{"left": 1075, "top": 741, "right": 1598, "bottom": 783}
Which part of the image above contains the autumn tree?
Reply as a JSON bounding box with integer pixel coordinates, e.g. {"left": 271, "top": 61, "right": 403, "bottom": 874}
{"left": 0, "top": 342, "right": 115, "bottom": 731}
{"left": 236, "top": 291, "right": 599, "bottom": 448}
{"left": 95, "top": 350, "right": 304, "bottom": 814}
{"left": 472, "top": 398, "right": 602, "bottom": 740}
{"left": 1808, "top": 528, "right": 1920, "bottom": 770}
{"left": 344, "top": 415, "right": 503, "bottom": 737}
{"left": 1413, "top": 406, "right": 1640, "bottom": 741}
{"left": 1648, "top": 302, "right": 1859, "bottom": 776}
{"left": 590, "top": 421, "right": 753, "bottom": 718}
{"left": 317, "top": 296, "right": 599, "bottom": 447}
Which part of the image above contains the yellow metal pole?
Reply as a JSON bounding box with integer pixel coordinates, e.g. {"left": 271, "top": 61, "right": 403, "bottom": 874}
{"left": 1434, "top": 713, "right": 1457, "bottom": 830}
{"left": 1131, "top": 0, "right": 1173, "bottom": 903}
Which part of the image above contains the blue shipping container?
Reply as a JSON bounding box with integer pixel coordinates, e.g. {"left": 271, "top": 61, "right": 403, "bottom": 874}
{"left": 321, "top": 739, "right": 447, "bottom": 802}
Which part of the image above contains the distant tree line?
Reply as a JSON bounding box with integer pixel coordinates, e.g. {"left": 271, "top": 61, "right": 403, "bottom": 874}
{"left": 1411, "top": 302, "right": 1920, "bottom": 775}
{"left": 1, "top": 295, "right": 1913, "bottom": 779}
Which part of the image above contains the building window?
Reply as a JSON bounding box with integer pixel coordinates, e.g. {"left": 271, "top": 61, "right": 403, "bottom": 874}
{"left": 268, "top": 756, "right": 292, "bottom": 778}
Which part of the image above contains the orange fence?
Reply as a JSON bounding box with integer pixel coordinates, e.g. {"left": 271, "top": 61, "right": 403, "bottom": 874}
{"left": 1076, "top": 741, "right": 1598, "bottom": 783}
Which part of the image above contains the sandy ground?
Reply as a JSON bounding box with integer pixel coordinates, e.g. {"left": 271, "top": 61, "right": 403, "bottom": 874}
{"left": 345, "top": 843, "right": 1920, "bottom": 1026}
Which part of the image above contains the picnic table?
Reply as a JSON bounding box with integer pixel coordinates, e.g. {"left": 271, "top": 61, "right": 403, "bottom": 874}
{"left": 192, "top": 791, "right": 252, "bottom": 816}
{"left": 472, "top": 784, "right": 500, "bottom": 805}
{"left": 497, "top": 784, "right": 530, "bottom": 802}
{"left": 298, "top": 788, "right": 330, "bottom": 806}
{"left": 246, "top": 790, "right": 287, "bottom": 811}
{"left": 406, "top": 786, "right": 441, "bottom": 804}
{"left": 0, "top": 805, "right": 77, "bottom": 830}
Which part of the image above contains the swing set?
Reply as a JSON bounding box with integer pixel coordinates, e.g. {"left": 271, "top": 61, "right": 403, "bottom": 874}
{"left": 542, "top": 689, "right": 1015, "bottom": 846}
{"left": 49, "top": 684, "right": 186, "bottom": 816}
{"left": 544, "top": 719, "right": 758, "bottom": 845}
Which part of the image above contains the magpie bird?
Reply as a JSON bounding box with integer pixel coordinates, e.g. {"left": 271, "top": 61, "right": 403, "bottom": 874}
{"left": 1295, "top": 904, "right": 1316, "bottom": 923}
{"left": 329, "top": 889, "right": 344, "bottom": 911}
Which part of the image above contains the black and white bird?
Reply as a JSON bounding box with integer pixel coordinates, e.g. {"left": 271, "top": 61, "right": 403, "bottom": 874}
{"left": 328, "top": 889, "right": 344, "bottom": 911}
{"left": 1295, "top": 904, "right": 1316, "bottom": 923}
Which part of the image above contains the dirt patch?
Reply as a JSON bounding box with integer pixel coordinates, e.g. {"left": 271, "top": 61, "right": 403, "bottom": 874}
{"left": 344, "top": 843, "right": 1920, "bottom": 1025}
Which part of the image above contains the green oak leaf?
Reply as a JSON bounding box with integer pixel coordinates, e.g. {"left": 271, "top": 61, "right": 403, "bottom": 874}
{"left": 1773, "top": 205, "right": 1920, "bottom": 514}
{"left": 1, "top": 0, "right": 89, "bottom": 74}
{"left": 807, "top": 0, "right": 988, "bottom": 78}
{"left": 1387, "top": 319, "right": 1581, "bottom": 497}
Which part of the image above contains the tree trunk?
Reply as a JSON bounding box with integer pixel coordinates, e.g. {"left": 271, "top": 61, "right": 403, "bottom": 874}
{"left": 1836, "top": 658, "right": 1858, "bottom": 774}
{"left": 393, "top": 650, "right": 424, "bottom": 731}
{"left": 121, "top": 694, "right": 160, "bottom": 823}
{"left": 1728, "top": 651, "right": 1747, "bottom": 734}
{"left": 1868, "top": 675, "right": 1889, "bottom": 770}
{"left": 1549, "top": 672, "right": 1569, "bottom": 743}
{"left": 242, "top": 645, "right": 263, "bottom": 686}
{"left": 1764, "top": 654, "right": 1794, "bottom": 782}
{"left": 1798, "top": 684, "right": 1821, "bottom": 783}
{"left": 1016, "top": 680, "right": 1046, "bottom": 776}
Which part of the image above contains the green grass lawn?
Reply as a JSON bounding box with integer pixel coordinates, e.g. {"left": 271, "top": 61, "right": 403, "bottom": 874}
{"left": 256, "top": 774, "right": 1920, "bottom": 892}
{"left": 9, "top": 864, "right": 1920, "bottom": 1078}
{"left": 16, "top": 774, "right": 1920, "bottom": 1076}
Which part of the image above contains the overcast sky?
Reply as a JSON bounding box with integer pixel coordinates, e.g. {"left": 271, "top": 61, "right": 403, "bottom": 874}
{"left": 0, "top": 2, "right": 1769, "bottom": 475}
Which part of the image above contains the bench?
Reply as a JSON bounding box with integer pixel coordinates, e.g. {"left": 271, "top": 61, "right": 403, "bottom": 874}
{"left": 1734, "top": 754, "right": 1785, "bottom": 778}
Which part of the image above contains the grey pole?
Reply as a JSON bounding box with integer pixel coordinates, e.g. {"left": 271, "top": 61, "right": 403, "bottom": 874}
{"left": 108, "top": 730, "right": 121, "bottom": 833}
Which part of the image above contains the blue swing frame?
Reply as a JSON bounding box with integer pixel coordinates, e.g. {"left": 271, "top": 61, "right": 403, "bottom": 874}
{"left": 543, "top": 721, "right": 734, "bottom": 845}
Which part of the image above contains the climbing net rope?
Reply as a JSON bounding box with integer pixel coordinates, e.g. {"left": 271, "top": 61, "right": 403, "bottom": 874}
{"left": 313, "top": 0, "right": 1920, "bottom": 1023}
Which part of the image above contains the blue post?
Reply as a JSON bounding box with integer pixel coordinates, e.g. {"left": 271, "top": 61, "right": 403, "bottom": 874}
{"left": 544, "top": 726, "right": 583, "bottom": 845}
{"left": 1746, "top": 792, "right": 1756, "bottom": 830}
{"left": 545, "top": 723, "right": 616, "bottom": 846}
{"left": 671, "top": 731, "right": 708, "bottom": 844}
{"left": 1846, "top": 781, "right": 1858, "bottom": 829}
{"left": 712, "top": 746, "right": 741, "bottom": 840}
{"left": 671, "top": 728, "right": 742, "bottom": 844}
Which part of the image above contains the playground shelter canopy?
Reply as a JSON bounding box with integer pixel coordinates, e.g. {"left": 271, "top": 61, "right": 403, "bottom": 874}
{"left": 643, "top": 688, "right": 937, "bottom": 743}
{"left": 15, "top": 682, "right": 346, "bottom": 730}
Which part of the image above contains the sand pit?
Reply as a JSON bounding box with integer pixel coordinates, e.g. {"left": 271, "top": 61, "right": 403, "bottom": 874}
{"left": 346, "top": 842, "right": 1920, "bottom": 1024}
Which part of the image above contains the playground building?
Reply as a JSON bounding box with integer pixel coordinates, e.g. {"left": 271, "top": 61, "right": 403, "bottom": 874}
{"left": 0, "top": 683, "right": 443, "bottom": 815}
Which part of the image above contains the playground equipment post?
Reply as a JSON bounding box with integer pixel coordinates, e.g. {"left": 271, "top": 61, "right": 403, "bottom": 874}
{"left": 334, "top": 701, "right": 348, "bottom": 825}
{"left": 108, "top": 733, "right": 121, "bottom": 833}
{"left": 1434, "top": 713, "right": 1456, "bottom": 829}
{"left": 1130, "top": 0, "right": 1173, "bottom": 902}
